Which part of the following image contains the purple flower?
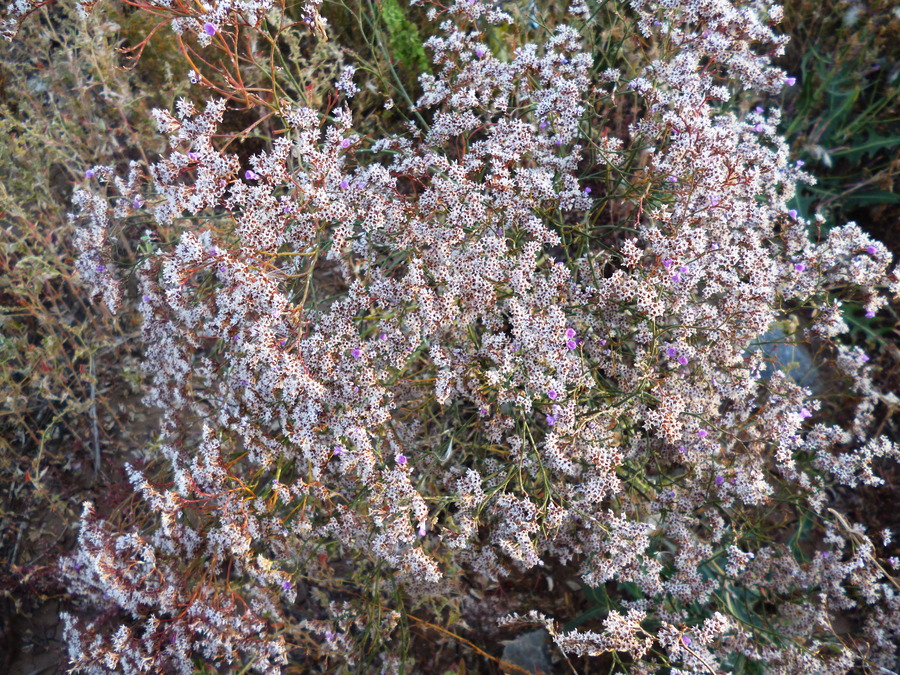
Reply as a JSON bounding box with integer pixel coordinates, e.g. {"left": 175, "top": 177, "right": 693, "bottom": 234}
{"left": 678, "top": 356, "right": 688, "bottom": 366}
{"left": 865, "top": 310, "right": 875, "bottom": 318}
{"left": 866, "top": 245, "right": 877, "bottom": 255}
{"left": 545, "top": 414, "right": 557, "bottom": 426}
{"left": 132, "top": 198, "right": 143, "bottom": 209}
{"left": 85, "top": 169, "right": 94, "bottom": 179}
{"left": 678, "top": 445, "right": 686, "bottom": 454}
{"left": 475, "top": 47, "right": 485, "bottom": 58}
{"left": 599, "top": 339, "right": 607, "bottom": 346}
{"left": 566, "top": 328, "right": 576, "bottom": 339}
{"left": 755, "top": 123, "right": 765, "bottom": 133}
{"left": 340, "top": 180, "right": 350, "bottom": 189}
{"left": 584, "top": 186, "right": 592, "bottom": 194}
{"left": 667, "top": 175, "right": 678, "bottom": 183}
{"left": 379, "top": 333, "right": 388, "bottom": 340}
{"left": 478, "top": 407, "right": 488, "bottom": 416}
{"left": 340, "top": 138, "right": 351, "bottom": 148}
{"left": 796, "top": 159, "right": 805, "bottom": 167}
{"left": 203, "top": 22, "right": 217, "bottom": 36}
{"left": 666, "top": 347, "right": 677, "bottom": 358}
{"left": 698, "top": 429, "right": 708, "bottom": 438}
{"left": 142, "top": 295, "right": 151, "bottom": 303}
{"left": 715, "top": 475, "right": 725, "bottom": 485}
{"left": 710, "top": 242, "right": 720, "bottom": 250}
{"left": 682, "top": 636, "right": 692, "bottom": 646}
{"left": 417, "top": 524, "right": 427, "bottom": 537}
{"left": 351, "top": 348, "right": 362, "bottom": 359}
{"left": 325, "top": 631, "right": 335, "bottom": 641}
{"left": 800, "top": 408, "right": 812, "bottom": 419}
{"left": 566, "top": 340, "right": 577, "bottom": 350}
{"left": 282, "top": 581, "right": 292, "bottom": 591}
{"left": 245, "top": 169, "right": 259, "bottom": 180}
{"left": 794, "top": 262, "right": 806, "bottom": 272}
{"left": 96, "top": 263, "right": 106, "bottom": 272}
{"left": 679, "top": 266, "right": 688, "bottom": 273}
{"left": 333, "top": 446, "right": 342, "bottom": 455}
{"left": 396, "top": 454, "right": 407, "bottom": 465}
{"left": 709, "top": 195, "right": 719, "bottom": 206}
{"left": 663, "top": 258, "right": 673, "bottom": 268}
{"left": 189, "top": 152, "right": 200, "bottom": 162}
{"left": 861, "top": 353, "right": 870, "bottom": 362}
{"left": 785, "top": 76, "right": 797, "bottom": 86}
{"left": 671, "top": 273, "right": 681, "bottom": 282}
{"left": 539, "top": 121, "right": 547, "bottom": 129}
{"left": 755, "top": 106, "right": 764, "bottom": 113}
{"left": 788, "top": 209, "right": 798, "bottom": 219}
{"left": 548, "top": 390, "right": 558, "bottom": 400}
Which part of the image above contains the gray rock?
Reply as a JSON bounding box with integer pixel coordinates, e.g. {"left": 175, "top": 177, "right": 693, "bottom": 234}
{"left": 749, "top": 325, "right": 821, "bottom": 393}
{"left": 501, "top": 628, "right": 552, "bottom": 674}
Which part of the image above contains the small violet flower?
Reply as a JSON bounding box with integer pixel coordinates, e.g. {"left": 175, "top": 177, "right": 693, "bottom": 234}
{"left": 396, "top": 454, "right": 407, "bottom": 465}
{"left": 698, "top": 429, "right": 708, "bottom": 438}
{"left": 245, "top": 169, "right": 259, "bottom": 180}
{"left": 203, "top": 22, "right": 217, "bottom": 36}
{"left": 351, "top": 348, "right": 362, "bottom": 359}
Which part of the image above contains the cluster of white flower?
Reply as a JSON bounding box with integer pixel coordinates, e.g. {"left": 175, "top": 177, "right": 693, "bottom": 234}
{"left": 65, "top": 0, "right": 900, "bottom": 671}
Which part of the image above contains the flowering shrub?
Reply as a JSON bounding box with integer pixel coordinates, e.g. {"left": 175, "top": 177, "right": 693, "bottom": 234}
{"left": 43, "top": 0, "right": 900, "bottom": 671}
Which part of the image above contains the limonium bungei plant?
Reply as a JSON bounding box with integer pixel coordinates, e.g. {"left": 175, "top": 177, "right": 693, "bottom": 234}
{"left": 36, "top": 0, "right": 900, "bottom": 671}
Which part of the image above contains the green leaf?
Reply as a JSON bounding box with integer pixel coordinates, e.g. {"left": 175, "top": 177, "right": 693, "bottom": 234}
{"left": 831, "top": 131, "right": 900, "bottom": 164}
